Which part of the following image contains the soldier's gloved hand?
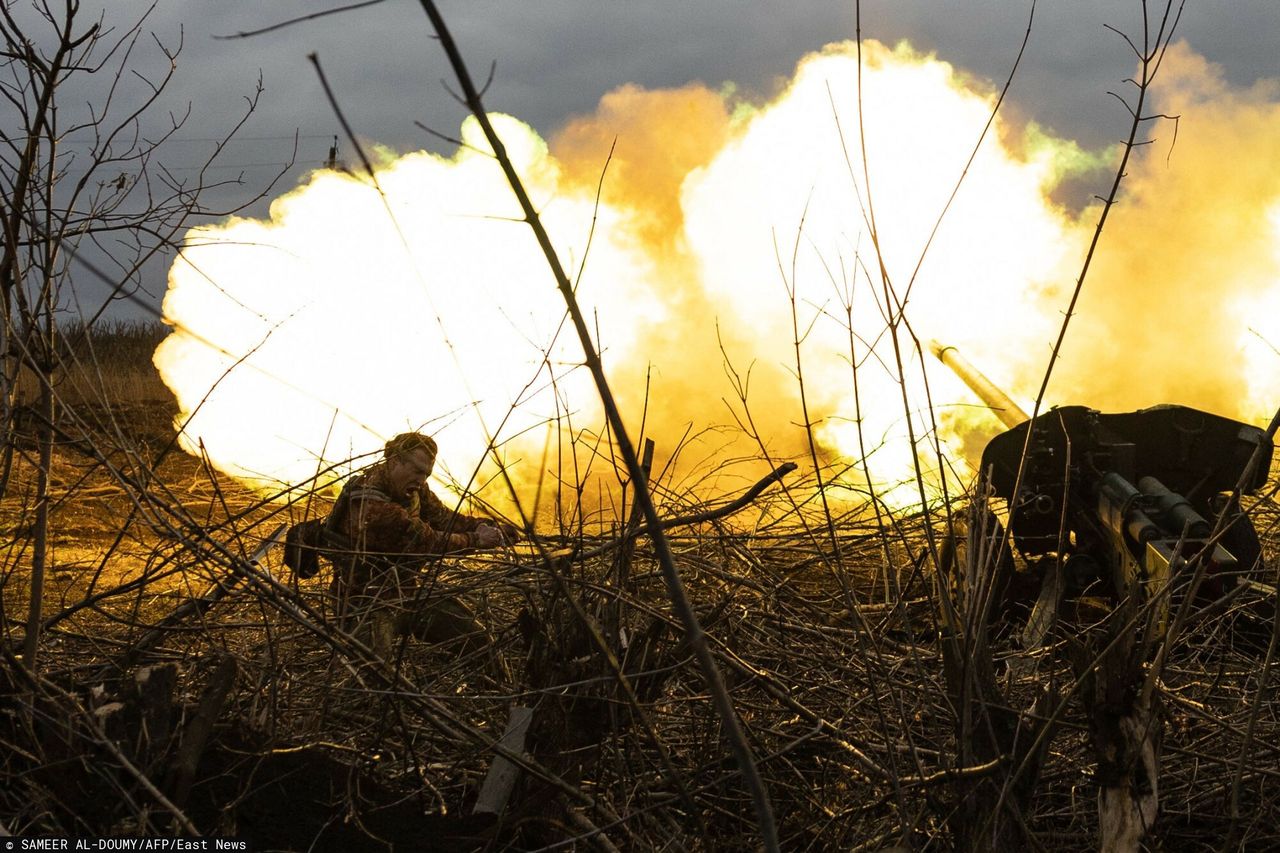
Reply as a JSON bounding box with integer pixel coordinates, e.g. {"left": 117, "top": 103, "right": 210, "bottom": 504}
{"left": 495, "top": 520, "right": 522, "bottom": 543}
{"left": 473, "top": 523, "right": 504, "bottom": 549}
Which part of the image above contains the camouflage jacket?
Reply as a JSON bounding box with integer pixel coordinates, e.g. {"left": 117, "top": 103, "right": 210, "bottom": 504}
{"left": 329, "top": 463, "right": 486, "bottom": 602}
{"left": 333, "top": 462, "right": 486, "bottom": 558}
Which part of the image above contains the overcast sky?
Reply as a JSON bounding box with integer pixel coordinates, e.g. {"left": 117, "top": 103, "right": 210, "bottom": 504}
{"left": 132, "top": 1, "right": 1280, "bottom": 194}
{"left": 29, "top": 1, "right": 1280, "bottom": 316}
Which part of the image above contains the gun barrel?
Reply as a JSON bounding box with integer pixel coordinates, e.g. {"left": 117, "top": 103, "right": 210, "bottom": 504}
{"left": 929, "top": 340, "right": 1029, "bottom": 429}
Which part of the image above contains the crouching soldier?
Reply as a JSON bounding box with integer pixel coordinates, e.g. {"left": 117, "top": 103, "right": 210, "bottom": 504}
{"left": 325, "top": 432, "right": 518, "bottom": 659}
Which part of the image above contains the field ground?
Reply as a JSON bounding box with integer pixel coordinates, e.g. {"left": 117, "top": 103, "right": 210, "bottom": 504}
{"left": 3, "top": 331, "right": 1280, "bottom": 851}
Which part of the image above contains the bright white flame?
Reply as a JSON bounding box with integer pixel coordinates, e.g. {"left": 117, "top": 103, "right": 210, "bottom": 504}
{"left": 681, "top": 42, "right": 1087, "bottom": 504}
{"left": 1238, "top": 201, "right": 1280, "bottom": 416}
{"left": 157, "top": 40, "right": 1280, "bottom": 512}
{"left": 158, "top": 115, "right": 663, "bottom": 492}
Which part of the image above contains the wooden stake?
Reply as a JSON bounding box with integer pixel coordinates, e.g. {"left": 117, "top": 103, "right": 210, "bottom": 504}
{"left": 473, "top": 705, "right": 535, "bottom": 817}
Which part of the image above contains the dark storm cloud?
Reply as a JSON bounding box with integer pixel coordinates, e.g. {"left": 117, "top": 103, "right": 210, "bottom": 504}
{"left": 42, "top": 1, "right": 1280, "bottom": 316}
{"left": 145, "top": 1, "right": 1280, "bottom": 189}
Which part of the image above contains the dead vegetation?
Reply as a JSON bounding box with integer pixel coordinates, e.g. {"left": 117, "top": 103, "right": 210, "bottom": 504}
{"left": 2, "top": 388, "right": 1279, "bottom": 850}
{"left": 7, "top": 1, "right": 1280, "bottom": 850}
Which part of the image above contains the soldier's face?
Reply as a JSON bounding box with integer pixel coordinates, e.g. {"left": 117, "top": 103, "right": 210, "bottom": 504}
{"left": 388, "top": 448, "right": 434, "bottom": 498}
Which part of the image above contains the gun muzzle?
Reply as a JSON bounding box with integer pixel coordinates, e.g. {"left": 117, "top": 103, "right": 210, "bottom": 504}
{"left": 929, "top": 340, "right": 1030, "bottom": 429}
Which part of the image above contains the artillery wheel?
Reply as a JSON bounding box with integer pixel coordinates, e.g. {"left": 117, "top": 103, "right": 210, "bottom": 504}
{"left": 1220, "top": 496, "right": 1265, "bottom": 579}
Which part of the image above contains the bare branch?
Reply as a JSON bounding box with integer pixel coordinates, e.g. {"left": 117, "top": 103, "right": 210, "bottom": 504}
{"left": 214, "top": 0, "right": 389, "bottom": 40}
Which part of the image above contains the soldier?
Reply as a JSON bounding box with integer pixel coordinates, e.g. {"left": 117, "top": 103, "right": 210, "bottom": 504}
{"left": 327, "top": 432, "right": 517, "bottom": 658}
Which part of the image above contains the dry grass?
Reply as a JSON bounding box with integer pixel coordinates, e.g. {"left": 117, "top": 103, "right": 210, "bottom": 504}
{"left": 10, "top": 319, "right": 172, "bottom": 408}
{"left": 3, "top": 327, "right": 1280, "bottom": 850}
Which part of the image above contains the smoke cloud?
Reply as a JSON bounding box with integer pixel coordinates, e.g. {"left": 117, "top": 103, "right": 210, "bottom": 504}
{"left": 1050, "top": 43, "right": 1280, "bottom": 418}
{"left": 155, "top": 40, "right": 1280, "bottom": 514}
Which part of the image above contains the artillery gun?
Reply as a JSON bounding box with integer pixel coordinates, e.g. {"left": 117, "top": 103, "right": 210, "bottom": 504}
{"left": 931, "top": 341, "right": 1274, "bottom": 851}
{"left": 930, "top": 341, "right": 1271, "bottom": 643}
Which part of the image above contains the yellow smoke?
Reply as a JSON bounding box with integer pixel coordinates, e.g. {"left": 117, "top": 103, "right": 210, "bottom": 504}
{"left": 155, "top": 40, "right": 1280, "bottom": 514}
{"left": 1052, "top": 43, "right": 1280, "bottom": 418}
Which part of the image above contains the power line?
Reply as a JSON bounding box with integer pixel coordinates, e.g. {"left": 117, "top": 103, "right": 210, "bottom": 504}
{"left": 53, "top": 133, "right": 336, "bottom": 145}
{"left": 160, "top": 160, "right": 325, "bottom": 171}
{"left": 52, "top": 159, "right": 331, "bottom": 178}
